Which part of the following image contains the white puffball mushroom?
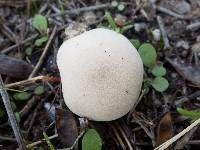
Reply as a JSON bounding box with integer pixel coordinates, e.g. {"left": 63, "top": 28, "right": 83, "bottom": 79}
{"left": 57, "top": 28, "right": 143, "bottom": 121}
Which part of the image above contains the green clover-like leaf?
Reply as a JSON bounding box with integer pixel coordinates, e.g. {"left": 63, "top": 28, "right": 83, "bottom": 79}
{"left": 32, "top": 14, "right": 48, "bottom": 33}
{"left": 151, "top": 77, "right": 169, "bottom": 92}
{"left": 138, "top": 43, "right": 157, "bottom": 68}
{"left": 82, "top": 129, "right": 102, "bottom": 150}
{"left": 35, "top": 36, "right": 48, "bottom": 47}
{"left": 151, "top": 66, "right": 166, "bottom": 77}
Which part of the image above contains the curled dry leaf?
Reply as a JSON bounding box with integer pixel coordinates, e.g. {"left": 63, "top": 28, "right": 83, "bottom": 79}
{"left": 56, "top": 108, "right": 78, "bottom": 149}
{"left": 156, "top": 112, "right": 173, "bottom": 148}
{"left": 0, "top": 55, "right": 32, "bottom": 78}
{"left": 167, "top": 58, "right": 200, "bottom": 86}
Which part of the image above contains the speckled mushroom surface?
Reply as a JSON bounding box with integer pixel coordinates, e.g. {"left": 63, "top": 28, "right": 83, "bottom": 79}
{"left": 57, "top": 28, "right": 143, "bottom": 121}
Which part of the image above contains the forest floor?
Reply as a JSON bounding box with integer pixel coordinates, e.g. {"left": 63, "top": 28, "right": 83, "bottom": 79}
{"left": 0, "top": 0, "right": 200, "bottom": 150}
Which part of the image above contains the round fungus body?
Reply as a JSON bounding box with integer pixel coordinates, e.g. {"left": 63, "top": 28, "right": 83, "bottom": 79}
{"left": 57, "top": 28, "right": 143, "bottom": 121}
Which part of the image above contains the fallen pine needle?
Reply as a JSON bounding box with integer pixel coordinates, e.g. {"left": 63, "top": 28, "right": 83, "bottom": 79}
{"left": 5, "top": 76, "right": 60, "bottom": 88}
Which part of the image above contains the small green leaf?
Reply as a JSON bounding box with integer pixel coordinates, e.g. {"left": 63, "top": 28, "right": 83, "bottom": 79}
{"left": 151, "top": 66, "right": 167, "bottom": 77}
{"left": 35, "top": 36, "right": 48, "bottom": 47}
{"left": 34, "top": 85, "right": 45, "bottom": 95}
{"left": 130, "top": 39, "right": 141, "bottom": 49}
{"left": 111, "top": 1, "right": 118, "bottom": 7}
{"left": 32, "top": 14, "right": 48, "bottom": 32}
{"left": 15, "top": 112, "right": 20, "bottom": 123}
{"left": 11, "top": 101, "right": 17, "bottom": 111}
{"left": 13, "top": 92, "right": 31, "bottom": 101}
{"left": 25, "top": 47, "right": 33, "bottom": 55}
{"left": 43, "top": 132, "right": 55, "bottom": 150}
{"left": 177, "top": 108, "right": 200, "bottom": 120}
{"left": 38, "top": 147, "right": 45, "bottom": 150}
{"left": 118, "top": 3, "right": 125, "bottom": 11}
{"left": 82, "top": 129, "right": 102, "bottom": 150}
{"left": 138, "top": 43, "right": 157, "bottom": 68}
{"left": 0, "top": 107, "right": 4, "bottom": 118}
{"left": 105, "top": 11, "right": 118, "bottom": 31}
{"left": 151, "top": 77, "right": 169, "bottom": 92}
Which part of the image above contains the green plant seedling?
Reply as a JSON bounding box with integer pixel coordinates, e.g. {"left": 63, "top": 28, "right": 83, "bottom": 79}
{"left": 151, "top": 66, "right": 166, "bottom": 77}
{"left": 32, "top": 14, "right": 48, "bottom": 33}
{"left": 138, "top": 43, "right": 157, "bottom": 68}
{"left": 35, "top": 36, "right": 48, "bottom": 47}
{"left": 43, "top": 132, "right": 55, "bottom": 150}
{"left": 82, "top": 129, "right": 102, "bottom": 150}
{"left": 130, "top": 39, "right": 141, "bottom": 49}
{"left": 151, "top": 77, "right": 169, "bottom": 92}
{"left": 177, "top": 108, "right": 200, "bottom": 120}
{"left": 13, "top": 92, "right": 31, "bottom": 101}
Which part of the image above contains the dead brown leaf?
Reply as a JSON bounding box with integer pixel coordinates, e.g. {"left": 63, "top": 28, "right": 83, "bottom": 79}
{"left": 156, "top": 112, "right": 173, "bottom": 149}
{"left": 0, "top": 54, "right": 32, "bottom": 78}
{"left": 56, "top": 108, "right": 78, "bottom": 149}
{"left": 167, "top": 58, "right": 200, "bottom": 86}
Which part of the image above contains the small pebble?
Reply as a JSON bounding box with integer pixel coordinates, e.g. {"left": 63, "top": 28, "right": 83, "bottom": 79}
{"left": 174, "top": 1, "right": 191, "bottom": 14}
{"left": 176, "top": 40, "right": 189, "bottom": 50}
{"left": 83, "top": 11, "right": 96, "bottom": 25}
{"left": 192, "top": 43, "right": 200, "bottom": 52}
{"left": 134, "top": 23, "right": 147, "bottom": 32}
{"left": 152, "top": 29, "right": 161, "bottom": 41}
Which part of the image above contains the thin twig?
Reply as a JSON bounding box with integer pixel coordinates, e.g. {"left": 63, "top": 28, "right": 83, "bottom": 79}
{"left": 186, "top": 22, "right": 200, "bottom": 30}
{"left": 26, "top": 99, "right": 45, "bottom": 137}
{"left": 24, "top": 134, "right": 58, "bottom": 149}
{"left": 109, "top": 123, "right": 126, "bottom": 149}
{"left": 156, "top": 6, "right": 185, "bottom": 19}
{"left": 1, "top": 34, "right": 38, "bottom": 54}
{"left": 174, "top": 126, "right": 198, "bottom": 149}
{"left": 19, "top": 97, "right": 38, "bottom": 118}
{"left": 1, "top": 24, "right": 17, "bottom": 43}
{"left": 115, "top": 122, "right": 133, "bottom": 150}
{"left": 135, "top": 0, "right": 150, "bottom": 21}
{"left": 29, "top": 26, "right": 57, "bottom": 78}
{"left": 0, "top": 75, "right": 27, "bottom": 150}
{"left": 157, "top": 16, "right": 170, "bottom": 49}
{"left": 5, "top": 76, "right": 46, "bottom": 88}
{"left": 49, "top": 3, "right": 111, "bottom": 17}
{"left": 0, "top": 135, "right": 16, "bottom": 141}
{"left": 175, "top": 91, "right": 200, "bottom": 106}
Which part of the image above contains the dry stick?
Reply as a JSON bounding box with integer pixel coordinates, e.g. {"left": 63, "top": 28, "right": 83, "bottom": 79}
{"left": 109, "top": 123, "right": 126, "bottom": 149}
{"left": 1, "top": 34, "right": 38, "bottom": 54}
{"left": 1, "top": 24, "right": 17, "bottom": 43}
{"left": 188, "top": 140, "right": 200, "bottom": 145}
{"left": 135, "top": 0, "right": 149, "bottom": 21}
{"left": 157, "top": 16, "right": 170, "bottom": 49}
{"left": 174, "top": 126, "right": 198, "bottom": 149}
{"left": 0, "top": 75, "right": 27, "bottom": 150}
{"left": 29, "top": 26, "right": 57, "bottom": 78}
{"left": 49, "top": 3, "right": 111, "bottom": 17}
{"left": 186, "top": 22, "right": 200, "bottom": 30}
{"left": 156, "top": 6, "right": 185, "bottom": 19}
{"left": 25, "top": 134, "right": 58, "bottom": 149}
{"left": 0, "top": 135, "right": 16, "bottom": 141}
{"left": 115, "top": 122, "right": 133, "bottom": 150}
{"left": 154, "top": 117, "right": 200, "bottom": 150}
{"left": 175, "top": 91, "right": 200, "bottom": 106}
{"left": 5, "top": 75, "right": 47, "bottom": 88}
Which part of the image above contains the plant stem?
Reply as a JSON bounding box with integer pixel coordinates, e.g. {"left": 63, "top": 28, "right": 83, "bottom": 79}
{"left": 0, "top": 75, "right": 27, "bottom": 150}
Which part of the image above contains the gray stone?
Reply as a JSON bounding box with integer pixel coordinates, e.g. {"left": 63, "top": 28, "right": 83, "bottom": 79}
{"left": 174, "top": 1, "right": 191, "bottom": 14}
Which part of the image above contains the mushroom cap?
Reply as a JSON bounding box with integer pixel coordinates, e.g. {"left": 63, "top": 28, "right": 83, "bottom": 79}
{"left": 57, "top": 28, "right": 143, "bottom": 121}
